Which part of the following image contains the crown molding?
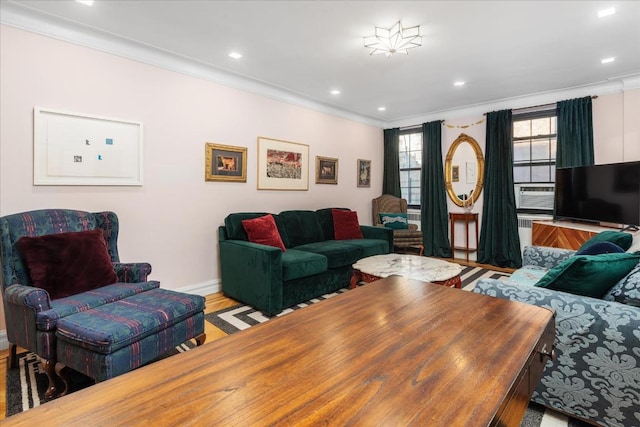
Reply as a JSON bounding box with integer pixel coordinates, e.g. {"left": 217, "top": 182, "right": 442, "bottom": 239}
{"left": 0, "top": 2, "right": 385, "bottom": 129}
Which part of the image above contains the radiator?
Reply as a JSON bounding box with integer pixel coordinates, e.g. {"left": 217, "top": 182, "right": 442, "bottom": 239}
{"left": 517, "top": 214, "right": 552, "bottom": 252}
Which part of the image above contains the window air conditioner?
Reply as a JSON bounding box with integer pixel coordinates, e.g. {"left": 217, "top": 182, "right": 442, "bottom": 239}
{"left": 515, "top": 184, "right": 555, "bottom": 211}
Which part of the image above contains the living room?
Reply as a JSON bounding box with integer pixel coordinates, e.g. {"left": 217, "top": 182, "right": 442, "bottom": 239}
{"left": 1, "top": 1, "right": 639, "bottom": 425}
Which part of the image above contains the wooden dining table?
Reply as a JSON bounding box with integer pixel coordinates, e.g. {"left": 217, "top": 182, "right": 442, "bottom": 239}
{"left": 5, "top": 276, "right": 555, "bottom": 426}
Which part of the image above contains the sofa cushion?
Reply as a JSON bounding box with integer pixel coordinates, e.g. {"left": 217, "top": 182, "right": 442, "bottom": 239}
{"left": 534, "top": 253, "right": 640, "bottom": 298}
{"left": 602, "top": 260, "right": 640, "bottom": 307}
{"left": 224, "top": 212, "right": 271, "bottom": 240}
{"left": 279, "top": 210, "right": 324, "bottom": 247}
{"left": 281, "top": 249, "right": 327, "bottom": 281}
{"left": 294, "top": 241, "right": 363, "bottom": 268}
{"left": 36, "top": 281, "right": 161, "bottom": 331}
{"left": 506, "top": 266, "right": 548, "bottom": 287}
{"left": 17, "top": 229, "right": 118, "bottom": 300}
{"left": 315, "top": 207, "right": 348, "bottom": 241}
{"left": 379, "top": 213, "right": 409, "bottom": 229}
{"left": 578, "top": 230, "right": 633, "bottom": 252}
{"left": 339, "top": 239, "right": 389, "bottom": 258}
{"left": 242, "top": 214, "right": 286, "bottom": 251}
{"left": 332, "top": 209, "right": 363, "bottom": 240}
{"left": 575, "top": 241, "right": 624, "bottom": 255}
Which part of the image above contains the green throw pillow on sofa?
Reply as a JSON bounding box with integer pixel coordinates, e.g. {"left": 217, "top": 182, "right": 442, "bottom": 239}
{"left": 534, "top": 252, "right": 640, "bottom": 298}
{"left": 379, "top": 213, "right": 409, "bottom": 229}
{"left": 578, "top": 230, "right": 633, "bottom": 252}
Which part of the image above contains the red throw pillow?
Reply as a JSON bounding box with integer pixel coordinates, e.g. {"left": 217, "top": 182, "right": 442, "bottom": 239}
{"left": 241, "top": 214, "right": 286, "bottom": 251}
{"left": 332, "top": 209, "right": 363, "bottom": 240}
{"left": 17, "top": 229, "right": 118, "bottom": 300}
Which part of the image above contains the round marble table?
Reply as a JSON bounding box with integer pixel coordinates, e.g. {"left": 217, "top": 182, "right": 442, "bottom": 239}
{"left": 350, "top": 254, "right": 463, "bottom": 289}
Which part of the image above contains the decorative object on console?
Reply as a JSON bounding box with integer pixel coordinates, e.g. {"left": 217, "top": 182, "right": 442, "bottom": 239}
{"left": 363, "top": 21, "right": 422, "bottom": 57}
{"left": 315, "top": 156, "right": 338, "bottom": 184}
{"left": 204, "top": 142, "right": 247, "bottom": 182}
{"left": 357, "top": 159, "right": 371, "bottom": 187}
{"left": 33, "top": 107, "right": 143, "bottom": 186}
{"left": 257, "top": 136, "right": 309, "bottom": 190}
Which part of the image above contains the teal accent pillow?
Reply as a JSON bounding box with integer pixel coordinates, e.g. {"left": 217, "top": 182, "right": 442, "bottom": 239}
{"left": 379, "top": 213, "right": 409, "bottom": 229}
{"left": 578, "top": 230, "right": 633, "bottom": 252}
{"left": 534, "top": 252, "right": 640, "bottom": 298}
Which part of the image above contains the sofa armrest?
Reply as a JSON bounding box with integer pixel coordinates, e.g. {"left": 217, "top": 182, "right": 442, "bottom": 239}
{"left": 522, "top": 245, "right": 576, "bottom": 268}
{"left": 360, "top": 225, "right": 394, "bottom": 254}
{"left": 4, "top": 284, "right": 52, "bottom": 312}
{"left": 473, "top": 279, "right": 640, "bottom": 425}
{"left": 113, "top": 262, "right": 152, "bottom": 282}
{"left": 219, "top": 239, "right": 284, "bottom": 315}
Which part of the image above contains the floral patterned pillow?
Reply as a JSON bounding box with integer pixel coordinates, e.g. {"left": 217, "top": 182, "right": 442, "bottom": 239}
{"left": 602, "top": 260, "right": 640, "bottom": 307}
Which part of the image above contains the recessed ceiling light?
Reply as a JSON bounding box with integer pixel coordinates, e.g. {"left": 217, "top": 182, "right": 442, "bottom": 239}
{"left": 330, "top": 89, "right": 341, "bottom": 95}
{"left": 75, "top": 0, "right": 94, "bottom": 5}
{"left": 228, "top": 52, "right": 243, "bottom": 59}
{"left": 598, "top": 8, "right": 616, "bottom": 18}
{"left": 378, "top": 107, "right": 386, "bottom": 111}
{"left": 454, "top": 81, "right": 465, "bottom": 86}
{"left": 601, "top": 57, "right": 615, "bottom": 64}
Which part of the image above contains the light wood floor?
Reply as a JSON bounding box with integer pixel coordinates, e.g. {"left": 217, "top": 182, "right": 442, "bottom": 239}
{"left": 0, "top": 258, "right": 511, "bottom": 420}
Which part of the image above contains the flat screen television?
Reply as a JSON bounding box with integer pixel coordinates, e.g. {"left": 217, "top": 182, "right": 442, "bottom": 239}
{"left": 554, "top": 161, "right": 640, "bottom": 227}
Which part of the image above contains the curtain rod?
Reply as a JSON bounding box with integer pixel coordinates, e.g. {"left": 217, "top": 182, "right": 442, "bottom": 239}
{"left": 399, "top": 120, "right": 444, "bottom": 131}
{"left": 483, "top": 95, "right": 598, "bottom": 116}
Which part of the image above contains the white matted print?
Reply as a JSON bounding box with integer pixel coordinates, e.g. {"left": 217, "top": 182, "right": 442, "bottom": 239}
{"left": 257, "top": 136, "right": 309, "bottom": 190}
{"left": 34, "top": 107, "right": 143, "bottom": 185}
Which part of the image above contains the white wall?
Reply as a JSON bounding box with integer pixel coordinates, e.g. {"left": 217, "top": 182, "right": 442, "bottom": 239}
{"left": 0, "top": 25, "right": 383, "bottom": 333}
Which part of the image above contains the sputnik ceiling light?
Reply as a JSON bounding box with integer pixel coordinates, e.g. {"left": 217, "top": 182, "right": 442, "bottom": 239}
{"left": 364, "top": 21, "right": 422, "bottom": 58}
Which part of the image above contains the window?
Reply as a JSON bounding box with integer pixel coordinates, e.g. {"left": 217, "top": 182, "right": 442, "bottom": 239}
{"left": 399, "top": 130, "right": 422, "bottom": 207}
{"left": 513, "top": 110, "right": 557, "bottom": 183}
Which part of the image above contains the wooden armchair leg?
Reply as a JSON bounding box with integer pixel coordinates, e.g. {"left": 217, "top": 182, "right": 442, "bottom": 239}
{"left": 54, "top": 363, "right": 70, "bottom": 397}
{"left": 41, "top": 358, "right": 58, "bottom": 399}
{"left": 7, "top": 343, "right": 18, "bottom": 369}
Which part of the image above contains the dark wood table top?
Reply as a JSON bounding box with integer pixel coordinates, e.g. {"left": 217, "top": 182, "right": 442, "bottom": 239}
{"left": 6, "top": 277, "right": 554, "bottom": 426}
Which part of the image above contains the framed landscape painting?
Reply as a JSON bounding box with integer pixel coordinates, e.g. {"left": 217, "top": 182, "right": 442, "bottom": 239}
{"left": 357, "top": 159, "right": 371, "bottom": 187}
{"left": 204, "top": 142, "right": 247, "bottom": 182}
{"left": 315, "top": 156, "right": 338, "bottom": 184}
{"left": 257, "top": 137, "right": 309, "bottom": 190}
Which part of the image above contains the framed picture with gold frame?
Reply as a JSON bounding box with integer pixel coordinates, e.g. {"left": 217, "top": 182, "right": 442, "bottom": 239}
{"left": 357, "top": 159, "right": 371, "bottom": 187}
{"left": 204, "top": 142, "right": 247, "bottom": 182}
{"left": 315, "top": 156, "right": 338, "bottom": 184}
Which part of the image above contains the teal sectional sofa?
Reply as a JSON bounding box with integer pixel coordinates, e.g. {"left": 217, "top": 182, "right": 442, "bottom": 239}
{"left": 218, "top": 208, "right": 393, "bottom": 315}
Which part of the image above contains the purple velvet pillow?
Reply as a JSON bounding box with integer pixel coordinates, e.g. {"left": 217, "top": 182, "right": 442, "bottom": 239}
{"left": 17, "top": 229, "right": 118, "bottom": 299}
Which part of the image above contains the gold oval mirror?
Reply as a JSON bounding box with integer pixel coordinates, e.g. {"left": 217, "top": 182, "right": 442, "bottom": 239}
{"left": 445, "top": 133, "right": 485, "bottom": 207}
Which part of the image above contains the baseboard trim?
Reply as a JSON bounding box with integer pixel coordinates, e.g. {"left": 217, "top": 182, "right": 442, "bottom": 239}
{"left": 0, "top": 279, "right": 222, "bottom": 351}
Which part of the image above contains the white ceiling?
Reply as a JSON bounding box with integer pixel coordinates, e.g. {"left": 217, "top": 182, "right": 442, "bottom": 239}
{"left": 2, "top": 0, "right": 640, "bottom": 126}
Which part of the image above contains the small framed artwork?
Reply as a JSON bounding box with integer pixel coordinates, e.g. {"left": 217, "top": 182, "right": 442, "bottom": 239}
{"left": 316, "top": 156, "right": 338, "bottom": 184}
{"left": 466, "top": 161, "right": 477, "bottom": 184}
{"left": 452, "top": 165, "right": 460, "bottom": 182}
{"left": 357, "top": 159, "right": 371, "bottom": 188}
{"left": 204, "top": 142, "right": 247, "bottom": 182}
{"left": 257, "top": 136, "right": 309, "bottom": 190}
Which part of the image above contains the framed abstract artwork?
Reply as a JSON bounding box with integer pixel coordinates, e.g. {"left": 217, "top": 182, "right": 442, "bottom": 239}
{"left": 357, "top": 159, "right": 371, "bottom": 187}
{"left": 204, "top": 142, "right": 247, "bottom": 182}
{"left": 257, "top": 137, "right": 309, "bottom": 190}
{"left": 33, "top": 107, "right": 143, "bottom": 185}
{"left": 315, "top": 156, "right": 338, "bottom": 184}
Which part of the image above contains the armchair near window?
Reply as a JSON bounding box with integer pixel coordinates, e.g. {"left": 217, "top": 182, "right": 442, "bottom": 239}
{"left": 372, "top": 194, "right": 423, "bottom": 252}
{"left": 0, "top": 209, "right": 155, "bottom": 398}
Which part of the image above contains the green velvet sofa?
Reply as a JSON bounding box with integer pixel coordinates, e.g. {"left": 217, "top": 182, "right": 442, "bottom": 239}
{"left": 218, "top": 208, "right": 393, "bottom": 315}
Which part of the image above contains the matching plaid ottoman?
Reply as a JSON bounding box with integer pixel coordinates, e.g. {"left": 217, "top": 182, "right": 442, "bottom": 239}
{"left": 55, "top": 288, "right": 206, "bottom": 393}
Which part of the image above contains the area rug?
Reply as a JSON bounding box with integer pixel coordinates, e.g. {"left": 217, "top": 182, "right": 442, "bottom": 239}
{"left": 5, "top": 342, "right": 193, "bottom": 417}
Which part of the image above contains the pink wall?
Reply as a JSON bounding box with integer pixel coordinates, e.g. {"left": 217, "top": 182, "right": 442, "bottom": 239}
{"left": 0, "top": 26, "right": 383, "bottom": 332}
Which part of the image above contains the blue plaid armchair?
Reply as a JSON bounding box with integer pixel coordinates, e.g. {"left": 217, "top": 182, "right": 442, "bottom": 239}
{"left": 1, "top": 209, "right": 157, "bottom": 398}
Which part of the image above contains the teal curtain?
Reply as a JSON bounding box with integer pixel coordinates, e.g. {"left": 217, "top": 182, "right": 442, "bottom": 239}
{"left": 421, "top": 121, "right": 451, "bottom": 257}
{"left": 382, "top": 128, "right": 401, "bottom": 197}
{"left": 478, "top": 110, "right": 522, "bottom": 268}
{"left": 556, "top": 97, "right": 594, "bottom": 168}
